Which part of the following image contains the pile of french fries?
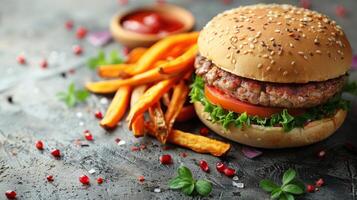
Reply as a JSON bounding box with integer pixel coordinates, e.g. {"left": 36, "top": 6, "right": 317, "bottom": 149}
{"left": 86, "top": 32, "right": 230, "bottom": 157}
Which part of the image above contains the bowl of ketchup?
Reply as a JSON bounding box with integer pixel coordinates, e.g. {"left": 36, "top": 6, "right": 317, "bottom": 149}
{"left": 110, "top": 4, "right": 195, "bottom": 48}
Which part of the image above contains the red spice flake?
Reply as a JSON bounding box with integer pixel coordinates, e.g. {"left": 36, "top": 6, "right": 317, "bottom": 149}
{"left": 221, "top": 0, "right": 232, "bottom": 5}
{"left": 97, "top": 177, "right": 104, "bottom": 184}
{"left": 117, "top": 0, "right": 128, "bottom": 5}
{"left": 35, "top": 140, "right": 44, "bottom": 150}
{"left": 299, "top": 0, "right": 311, "bottom": 9}
{"left": 68, "top": 68, "right": 76, "bottom": 74}
{"left": 122, "top": 46, "right": 129, "bottom": 56}
{"left": 79, "top": 175, "right": 90, "bottom": 185}
{"left": 216, "top": 162, "right": 226, "bottom": 173}
{"left": 160, "top": 154, "right": 172, "bottom": 165}
{"left": 199, "top": 160, "right": 209, "bottom": 172}
{"left": 51, "top": 149, "right": 61, "bottom": 157}
{"left": 72, "top": 45, "right": 83, "bottom": 55}
{"left": 199, "top": 127, "right": 209, "bottom": 136}
{"left": 84, "top": 132, "right": 93, "bottom": 141}
{"left": 162, "top": 145, "right": 172, "bottom": 150}
{"left": 95, "top": 111, "right": 103, "bottom": 119}
{"left": 140, "top": 144, "right": 147, "bottom": 150}
{"left": 223, "top": 167, "right": 236, "bottom": 177}
{"left": 335, "top": 5, "right": 347, "bottom": 17}
{"left": 131, "top": 146, "right": 140, "bottom": 151}
{"left": 317, "top": 150, "right": 326, "bottom": 158}
{"left": 115, "top": 138, "right": 121, "bottom": 143}
{"left": 138, "top": 175, "right": 145, "bottom": 182}
{"left": 16, "top": 55, "right": 26, "bottom": 65}
{"left": 315, "top": 178, "right": 324, "bottom": 187}
{"left": 307, "top": 184, "right": 315, "bottom": 193}
{"left": 65, "top": 20, "right": 74, "bottom": 30}
{"left": 46, "top": 175, "right": 54, "bottom": 182}
{"left": 40, "top": 59, "right": 48, "bottom": 68}
{"left": 156, "top": 0, "right": 166, "bottom": 4}
{"left": 179, "top": 152, "right": 188, "bottom": 158}
{"left": 5, "top": 190, "right": 16, "bottom": 199}
{"left": 76, "top": 26, "right": 88, "bottom": 39}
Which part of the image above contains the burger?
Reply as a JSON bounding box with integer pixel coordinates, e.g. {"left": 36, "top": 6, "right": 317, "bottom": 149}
{"left": 190, "top": 4, "right": 352, "bottom": 148}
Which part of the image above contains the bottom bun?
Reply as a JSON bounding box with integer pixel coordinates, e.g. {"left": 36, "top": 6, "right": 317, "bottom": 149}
{"left": 194, "top": 102, "right": 347, "bottom": 149}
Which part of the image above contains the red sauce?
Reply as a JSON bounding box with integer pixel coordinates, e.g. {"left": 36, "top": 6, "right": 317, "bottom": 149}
{"left": 121, "top": 10, "right": 184, "bottom": 35}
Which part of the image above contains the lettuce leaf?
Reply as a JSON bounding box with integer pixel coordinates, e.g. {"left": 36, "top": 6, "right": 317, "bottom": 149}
{"left": 189, "top": 76, "right": 350, "bottom": 132}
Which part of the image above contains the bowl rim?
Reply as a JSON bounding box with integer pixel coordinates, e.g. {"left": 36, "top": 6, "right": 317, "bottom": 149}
{"left": 110, "top": 4, "right": 195, "bottom": 42}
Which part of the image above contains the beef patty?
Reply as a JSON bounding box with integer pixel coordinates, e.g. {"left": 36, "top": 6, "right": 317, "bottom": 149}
{"left": 195, "top": 55, "right": 346, "bottom": 108}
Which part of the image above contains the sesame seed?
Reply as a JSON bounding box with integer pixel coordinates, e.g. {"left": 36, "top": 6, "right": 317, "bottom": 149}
{"left": 266, "top": 66, "right": 271, "bottom": 71}
{"left": 289, "top": 43, "right": 294, "bottom": 48}
{"left": 291, "top": 61, "right": 296, "bottom": 65}
{"left": 270, "top": 60, "right": 275, "bottom": 64}
{"left": 257, "top": 63, "right": 263, "bottom": 69}
{"left": 283, "top": 71, "right": 288, "bottom": 76}
{"left": 315, "top": 50, "right": 322, "bottom": 54}
{"left": 249, "top": 44, "right": 255, "bottom": 49}
{"left": 298, "top": 51, "right": 304, "bottom": 55}
{"left": 275, "top": 29, "right": 281, "bottom": 33}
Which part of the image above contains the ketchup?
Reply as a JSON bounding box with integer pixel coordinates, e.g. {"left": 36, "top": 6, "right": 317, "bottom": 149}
{"left": 121, "top": 10, "right": 184, "bottom": 35}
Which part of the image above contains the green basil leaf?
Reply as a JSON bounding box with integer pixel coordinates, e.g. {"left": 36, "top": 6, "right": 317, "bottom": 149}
{"left": 259, "top": 179, "right": 279, "bottom": 192}
{"left": 284, "top": 193, "right": 295, "bottom": 200}
{"left": 178, "top": 166, "right": 193, "bottom": 180}
{"left": 169, "top": 177, "right": 193, "bottom": 189}
{"left": 279, "top": 193, "right": 288, "bottom": 200}
{"left": 282, "top": 169, "right": 296, "bottom": 185}
{"left": 66, "top": 94, "right": 76, "bottom": 107}
{"left": 271, "top": 188, "right": 282, "bottom": 199}
{"left": 75, "top": 90, "right": 90, "bottom": 101}
{"left": 181, "top": 183, "right": 195, "bottom": 195}
{"left": 282, "top": 184, "right": 304, "bottom": 195}
{"left": 195, "top": 180, "right": 212, "bottom": 197}
{"left": 290, "top": 180, "right": 305, "bottom": 191}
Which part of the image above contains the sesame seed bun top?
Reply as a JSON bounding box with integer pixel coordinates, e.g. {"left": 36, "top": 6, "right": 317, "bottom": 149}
{"left": 198, "top": 4, "right": 352, "bottom": 83}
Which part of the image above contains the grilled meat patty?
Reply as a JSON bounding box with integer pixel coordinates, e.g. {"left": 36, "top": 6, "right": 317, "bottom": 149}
{"left": 195, "top": 55, "right": 346, "bottom": 108}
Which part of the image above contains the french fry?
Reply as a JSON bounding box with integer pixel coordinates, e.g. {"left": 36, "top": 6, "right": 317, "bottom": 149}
{"left": 126, "top": 32, "right": 199, "bottom": 75}
{"left": 130, "top": 85, "right": 148, "bottom": 137}
{"left": 146, "top": 125, "right": 230, "bottom": 157}
{"left": 165, "top": 80, "right": 189, "bottom": 132}
{"left": 97, "top": 64, "right": 133, "bottom": 78}
{"left": 176, "top": 105, "right": 195, "bottom": 122}
{"left": 149, "top": 102, "right": 169, "bottom": 143}
{"left": 86, "top": 45, "right": 198, "bottom": 94}
{"left": 162, "top": 92, "right": 171, "bottom": 107}
{"left": 130, "top": 85, "right": 148, "bottom": 108}
{"left": 127, "top": 78, "right": 177, "bottom": 129}
{"left": 127, "top": 47, "right": 147, "bottom": 64}
{"left": 100, "top": 86, "right": 131, "bottom": 128}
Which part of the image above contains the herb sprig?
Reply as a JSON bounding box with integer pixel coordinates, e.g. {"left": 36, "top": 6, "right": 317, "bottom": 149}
{"left": 57, "top": 83, "right": 89, "bottom": 107}
{"left": 260, "top": 169, "right": 305, "bottom": 200}
{"left": 87, "top": 50, "right": 123, "bottom": 70}
{"left": 169, "top": 165, "right": 212, "bottom": 197}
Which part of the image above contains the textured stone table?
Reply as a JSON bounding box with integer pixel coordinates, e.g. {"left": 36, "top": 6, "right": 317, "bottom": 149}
{"left": 0, "top": 0, "right": 356, "bottom": 199}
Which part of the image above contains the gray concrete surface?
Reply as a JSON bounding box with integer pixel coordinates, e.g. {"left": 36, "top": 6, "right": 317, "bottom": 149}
{"left": 0, "top": 0, "right": 357, "bottom": 199}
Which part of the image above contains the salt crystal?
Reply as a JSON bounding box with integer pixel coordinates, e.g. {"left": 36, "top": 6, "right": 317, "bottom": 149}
{"left": 76, "top": 112, "right": 83, "bottom": 118}
{"left": 233, "top": 176, "right": 239, "bottom": 181}
{"left": 100, "top": 97, "right": 109, "bottom": 105}
{"left": 232, "top": 181, "right": 244, "bottom": 188}
{"left": 88, "top": 169, "right": 96, "bottom": 174}
{"left": 154, "top": 188, "right": 161, "bottom": 193}
{"left": 118, "top": 140, "right": 126, "bottom": 146}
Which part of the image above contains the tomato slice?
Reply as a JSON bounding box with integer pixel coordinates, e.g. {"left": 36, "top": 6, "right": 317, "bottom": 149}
{"left": 204, "top": 85, "right": 304, "bottom": 118}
